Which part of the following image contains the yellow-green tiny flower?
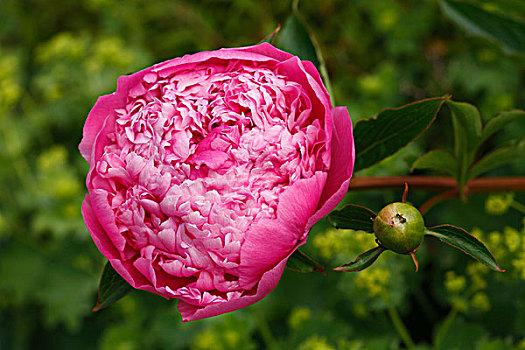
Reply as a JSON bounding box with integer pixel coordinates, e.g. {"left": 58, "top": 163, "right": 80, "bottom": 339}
{"left": 288, "top": 307, "right": 312, "bottom": 331}
{"left": 450, "top": 296, "right": 469, "bottom": 312}
{"left": 467, "top": 262, "right": 488, "bottom": 291}
{"left": 193, "top": 330, "right": 221, "bottom": 350}
{"left": 298, "top": 335, "right": 335, "bottom": 350}
{"left": 444, "top": 271, "right": 466, "bottom": 294}
{"left": 223, "top": 330, "right": 240, "bottom": 348}
{"left": 354, "top": 268, "right": 390, "bottom": 297}
{"left": 313, "top": 229, "right": 375, "bottom": 260}
{"left": 471, "top": 274, "right": 487, "bottom": 291}
{"left": 55, "top": 177, "right": 81, "bottom": 199}
{"left": 471, "top": 292, "right": 491, "bottom": 312}
{"left": 37, "top": 146, "right": 67, "bottom": 171}
{"left": 504, "top": 227, "right": 521, "bottom": 252}
{"left": 358, "top": 75, "right": 382, "bottom": 94}
{"left": 485, "top": 194, "right": 514, "bottom": 215}
{"left": 512, "top": 252, "right": 525, "bottom": 280}
{"left": 467, "top": 261, "right": 488, "bottom": 277}
{"left": 488, "top": 231, "right": 502, "bottom": 249}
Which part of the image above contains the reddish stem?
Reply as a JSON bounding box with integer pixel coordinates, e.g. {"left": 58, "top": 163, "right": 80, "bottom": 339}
{"left": 402, "top": 182, "right": 409, "bottom": 203}
{"left": 349, "top": 176, "right": 525, "bottom": 193}
{"left": 419, "top": 189, "right": 459, "bottom": 214}
{"left": 409, "top": 251, "right": 419, "bottom": 272}
{"left": 350, "top": 176, "right": 525, "bottom": 214}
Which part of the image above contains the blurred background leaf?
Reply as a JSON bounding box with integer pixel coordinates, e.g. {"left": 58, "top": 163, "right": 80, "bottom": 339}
{"left": 440, "top": 0, "right": 525, "bottom": 55}
{"left": 0, "top": 0, "right": 524, "bottom": 349}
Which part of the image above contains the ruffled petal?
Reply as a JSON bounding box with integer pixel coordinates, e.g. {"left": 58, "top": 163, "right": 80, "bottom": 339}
{"left": 178, "top": 259, "right": 287, "bottom": 322}
{"left": 239, "top": 171, "right": 327, "bottom": 289}
{"left": 79, "top": 71, "right": 148, "bottom": 164}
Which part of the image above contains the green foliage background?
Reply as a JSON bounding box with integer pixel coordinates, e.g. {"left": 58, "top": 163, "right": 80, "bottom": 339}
{"left": 0, "top": 0, "right": 524, "bottom": 349}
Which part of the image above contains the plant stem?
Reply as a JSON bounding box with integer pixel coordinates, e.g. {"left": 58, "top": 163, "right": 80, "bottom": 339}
{"left": 433, "top": 307, "right": 459, "bottom": 350}
{"left": 251, "top": 309, "right": 278, "bottom": 350}
{"left": 413, "top": 288, "right": 440, "bottom": 323}
{"left": 510, "top": 200, "right": 525, "bottom": 215}
{"left": 420, "top": 189, "right": 459, "bottom": 214}
{"left": 387, "top": 306, "right": 416, "bottom": 350}
{"left": 350, "top": 176, "right": 525, "bottom": 193}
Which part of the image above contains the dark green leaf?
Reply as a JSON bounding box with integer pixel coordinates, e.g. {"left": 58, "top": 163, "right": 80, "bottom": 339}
{"left": 411, "top": 150, "right": 458, "bottom": 178}
{"left": 446, "top": 100, "right": 483, "bottom": 187}
{"left": 447, "top": 100, "right": 482, "bottom": 158}
{"left": 286, "top": 249, "right": 325, "bottom": 274}
{"left": 440, "top": 0, "right": 525, "bottom": 55}
{"left": 481, "top": 110, "right": 525, "bottom": 144}
{"left": 425, "top": 225, "right": 504, "bottom": 271}
{"left": 333, "top": 246, "right": 386, "bottom": 272}
{"left": 353, "top": 97, "right": 447, "bottom": 171}
{"left": 259, "top": 25, "right": 281, "bottom": 44}
{"left": 468, "top": 139, "right": 525, "bottom": 179}
{"left": 276, "top": 0, "right": 319, "bottom": 67}
{"left": 328, "top": 204, "right": 376, "bottom": 232}
{"left": 93, "top": 261, "right": 132, "bottom": 312}
{"left": 276, "top": 0, "right": 333, "bottom": 102}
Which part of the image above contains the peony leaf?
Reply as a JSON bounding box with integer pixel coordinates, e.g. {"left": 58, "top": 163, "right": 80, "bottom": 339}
{"left": 425, "top": 225, "right": 504, "bottom": 272}
{"left": 259, "top": 25, "right": 281, "bottom": 45}
{"left": 276, "top": 0, "right": 334, "bottom": 102}
{"left": 411, "top": 149, "right": 458, "bottom": 178}
{"left": 93, "top": 261, "right": 132, "bottom": 312}
{"left": 447, "top": 100, "right": 482, "bottom": 158}
{"left": 440, "top": 0, "right": 525, "bottom": 55}
{"left": 353, "top": 97, "right": 448, "bottom": 171}
{"left": 480, "top": 110, "right": 525, "bottom": 144}
{"left": 468, "top": 139, "right": 525, "bottom": 180}
{"left": 277, "top": 0, "right": 319, "bottom": 67}
{"left": 286, "top": 249, "right": 325, "bottom": 274}
{"left": 446, "top": 100, "right": 483, "bottom": 188}
{"left": 328, "top": 204, "right": 376, "bottom": 232}
{"left": 333, "top": 246, "right": 386, "bottom": 272}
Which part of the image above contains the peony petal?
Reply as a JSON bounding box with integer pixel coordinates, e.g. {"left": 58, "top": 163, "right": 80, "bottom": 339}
{"left": 192, "top": 150, "right": 229, "bottom": 170}
{"left": 152, "top": 45, "right": 281, "bottom": 78}
{"left": 301, "top": 61, "right": 327, "bottom": 98}
{"left": 109, "top": 258, "right": 158, "bottom": 294}
{"left": 178, "top": 259, "right": 287, "bottom": 322}
{"left": 133, "top": 257, "right": 158, "bottom": 285}
{"left": 90, "top": 189, "right": 128, "bottom": 254}
{"left": 274, "top": 56, "right": 332, "bottom": 127}
{"left": 239, "top": 171, "right": 327, "bottom": 289}
{"left": 231, "top": 42, "right": 294, "bottom": 62}
{"left": 307, "top": 106, "right": 354, "bottom": 229}
{"left": 79, "top": 71, "right": 148, "bottom": 164}
{"left": 81, "top": 194, "right": 120, "bottom": 259}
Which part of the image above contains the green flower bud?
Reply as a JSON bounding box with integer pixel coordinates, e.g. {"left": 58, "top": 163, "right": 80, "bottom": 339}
{"left": 373, "top": 202, "right": 425, "bottom": 254}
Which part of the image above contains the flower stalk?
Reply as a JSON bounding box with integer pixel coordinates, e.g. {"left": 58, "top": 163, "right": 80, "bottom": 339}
{"left": 387, "top": 306, "right": 417, "bottom": 350}
{"left": 350, "top": 176, "right": 525, "bottom": 193}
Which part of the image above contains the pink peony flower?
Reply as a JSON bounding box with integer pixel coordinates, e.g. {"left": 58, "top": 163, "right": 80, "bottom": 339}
{"left": 80, "top": 43, "right": 354, "bottom": 322}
